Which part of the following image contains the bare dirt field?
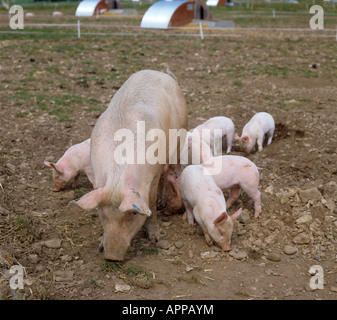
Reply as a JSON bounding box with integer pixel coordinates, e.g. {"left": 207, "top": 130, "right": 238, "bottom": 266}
{"left": 0, "top": 8, "right": 337, "bottom": 300}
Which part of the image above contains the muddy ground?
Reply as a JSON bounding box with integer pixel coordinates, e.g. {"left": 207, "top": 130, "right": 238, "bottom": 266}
{"left": 0, "top": 10, "right": 337, "bottom": 300}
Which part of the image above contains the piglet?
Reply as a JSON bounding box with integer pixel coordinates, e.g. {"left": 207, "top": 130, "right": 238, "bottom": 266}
{"left": 235, "top": 112, "right": 275, "bottom": 153}
{"left": 180, "top": 131, "right": 213, "bottom": 165}
{"left": 194, "top": 116, "right": 235, "bottom": 154}
{"left": 44, "top": 138, "right": 94, "bottom": 192}
{"left": 202, "top": 155, "right": 262, "bottom": 218}
{"left": 180, "top": 164, "right": 242, "bottom": 251}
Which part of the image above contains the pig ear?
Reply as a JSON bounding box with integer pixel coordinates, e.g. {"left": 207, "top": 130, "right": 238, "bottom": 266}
{"left": 45, "top": 161, "right": 64, "bottom": 174}
{"left": 69, "top": 187, "right": 107, "bottom": 210}
{"left": 119, "top": 191, "right": 152, "bottom": 217}
{"left": 44, "top": 160, "right": 52, "bottom": 167}
{"left": 167, "top": 173, "right": 179, "bottom": 195}
{"left": 242, "top": 136, "right": 249, "bottom": 143}
{"left": 214, "top": 211, "right": 228, "bottom": 226}
{"left": 230, "top": 208, "right": 242, "bottom": 221}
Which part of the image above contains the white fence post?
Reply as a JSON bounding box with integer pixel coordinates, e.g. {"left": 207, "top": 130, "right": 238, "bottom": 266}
{"left": 77, "top": 20, "right": 80, "bottom": 38}
{"left": 199, "top": 22, "right": 204, "bottom": 40}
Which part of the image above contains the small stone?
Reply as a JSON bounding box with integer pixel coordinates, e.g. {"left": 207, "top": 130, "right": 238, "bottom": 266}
{"left": 43, "top": 239, "right": 62, "bottom": 249}
{"left": 184, "top": 227, "right": 195, "bottom": 235}
{"left": 156, "top": 240, "right": 171, "bottom": 250}
{"left": 161, "top": 221, "right": 172, "bottom": 228}
{"left": 45, "top": 156, "right": 55, "bottom": 162}
{"left": 238, "top": 210, "right": 250, "bottom": 224}
{"left": 201, "top": 251, "right": 219, "bottom": 260}
{"left": 284, "top": 245, "right": 298, "bottom": 255}
{"left": 186, "top": 266, "right": 193, "bottom": 272}
{"left": 5, "top": 163, "right": 16, "bottom": 174}
{"left": 229, "top": 250, "right": 247, "bottom": 260}
{"left": 174, "top": 241, "right": 184, "bottom": 249}
{"left": 115, "top": 284, "right": 131, "bottom": 293}
{"left": 266, "top": 252, "right": 281, "bottom": 262}
{"left": 54, "top": 270, "right": 73, "bottom": 282}
{"left": 296, "top": 213, "right": 312, "bottom": 225}
{"left": 61, "top": 255, "right": 73, "bottom": 262}
{"left": 330, "top": 286, "right": 337, "bottom": 293}
{"left": 299, "top": 187, "right": 321, "bottom": 204}
{"left": 28, "top": 254, "right": 39, "bottom": 264}
{"left": 293, "top": 233, "right": 311, "bottom": 245}
{"left": 264, "top": 185, "right": 274, "bottom": 195}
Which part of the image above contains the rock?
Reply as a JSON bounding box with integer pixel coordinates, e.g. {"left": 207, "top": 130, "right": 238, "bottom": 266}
{"left": 324, "top": 199, "right": 335, "bottom": 212}
{"left": 184, "top": 227, "right": 196, "bottom": 235}
{"left": 200, "top": 251, "right": 219, "bottom": 260}
{"left": 264, "top": 233, "right": 278, "bottom": 244}
{"left": 5, "top": 163, "right": 16, "bottom": 174}
{"left": 44, "top": 156, "right": 55, "bottom": 162}
{"left": 295, "top": 213, "right": 312, "bottom": 225}
{"left": 61, "top": 255, "right": 73, "bottom": 262}
{"left": 229, "top": 250, "right": 247, "bottom": 260}
{"left": 43, "top": 239, "right": 62, "bottom": 249}
{"left": 266, "top": 252, "right": 281, "bottom": 262}
{"left": 293, "top": 233, "right": 311, "bottom": 245}
{"left": 156, "top": 240, "right": 171, "bottom": 250}
{"left": 161, "top": 221, "right": 172, "bottom": 228}
{"left": 28, "top": 254, "right": 39, "bottom": 264}
{"left": 330, "top": 286, "right": 337, "bottom": 293}
{"left": 174, "top": 241, "right": 184, "bottom": 249}
{"left": 238, "top": 210, "right": 250, "bottom": 224}
{"left": 299, "top": 187, "right": 321, "bottom": 204}
{"left": 186, "top": 266, "right": 194, "bottom": 272}
{"left": 264, "top": 185, "right": 274, "bottom": 195}
{"left": 54, "top": 270, "right": 73, "bottom": 282}
{"left": 323, "top": 181, "right": 337, "bottom": 199}
{"left": 115, "top": 284, "right": 131, "bottom": 293}
{"left": 284, "top": 245, "right": 298, "bottom": 255}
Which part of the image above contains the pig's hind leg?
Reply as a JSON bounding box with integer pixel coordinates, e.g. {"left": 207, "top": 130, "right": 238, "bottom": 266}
{"left": 226, "top": 185, "right": 241, "bottom": 210}
{"left": 266, "top": 128, "right": 274, "bottom": 145}
{"left": 242, "top": 185, "right": 261, "bottom": 218}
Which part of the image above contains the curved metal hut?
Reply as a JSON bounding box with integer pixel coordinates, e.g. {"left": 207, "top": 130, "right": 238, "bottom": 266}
{"left": 140, "top": 0, "right": 211, "bottom": 29}
{"left": 75, "top": 0, "right": 121, "bottom": 17}
{"left": 206, "top": 0, "right": 226, "bottom": 6}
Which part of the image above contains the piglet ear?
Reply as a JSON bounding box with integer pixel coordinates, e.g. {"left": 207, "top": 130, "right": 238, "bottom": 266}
{"left": 167, "top": 173, "right": 180, "bottom": 196}
{"left": 242, "top": 136, "right": 249, "bottom": 143}
{"left": 230, "top": 208, "right": 242, "bottom": 221}
{"left": 44, "top": 160, "right": 52, "bottom": 167}
{"left": 69, "top": 187, "right": 107, "bottom": 210}
{"left": 214, "top": 211, "right": 228, "bottom": 226}
{"left": 45, "top": 161, "right": 64, "bottom": 174}
{"left": 119, "top": 190, "right": 152, "bottom": 217}
{"left": 234, "top": 134, "right": 240, "bottom": 141}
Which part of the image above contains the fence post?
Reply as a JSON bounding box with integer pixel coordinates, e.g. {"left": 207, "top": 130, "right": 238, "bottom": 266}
{"left": 199, "top": 22, "right": 204, "bottom": 40}
{"left": 77, "top": 20, "right": 80, "bottom": 38}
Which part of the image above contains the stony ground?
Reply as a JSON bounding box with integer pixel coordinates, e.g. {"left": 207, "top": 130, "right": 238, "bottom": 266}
{"left": 0, "top": 9, "right": 337, "bottom": 300}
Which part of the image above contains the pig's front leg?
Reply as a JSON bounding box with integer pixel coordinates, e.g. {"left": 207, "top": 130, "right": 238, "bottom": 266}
{"left": 257, "top": 135, "right": 264, "bottom": 152}
{"left": 145, "top": 177, "right": 160, "bottom": 243}
{"left": 184, "top": 201, "right": 194, "bottom": 225}
{"left": 73, "top": 173, "right": 81, "bottom": 189}
{"left": 201, "top": 225, "right": 213, "bottom": 247}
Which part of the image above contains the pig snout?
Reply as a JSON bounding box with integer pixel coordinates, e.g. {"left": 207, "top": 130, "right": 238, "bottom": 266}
{"left": 221, "top": 243, "right": 231, "bottom": 251}
{"left": 53, "top": 183, "right": 62, "bottom": 192}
